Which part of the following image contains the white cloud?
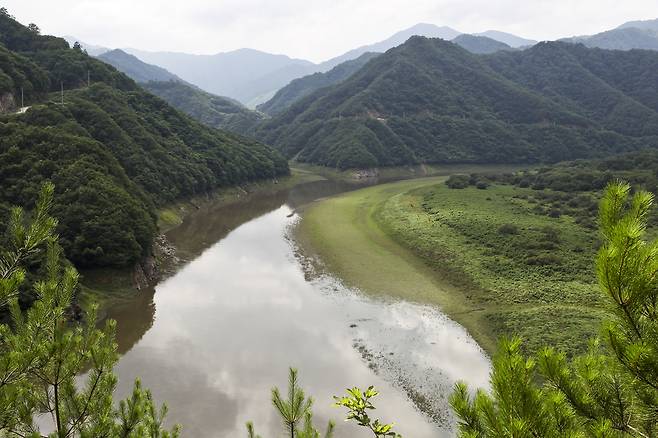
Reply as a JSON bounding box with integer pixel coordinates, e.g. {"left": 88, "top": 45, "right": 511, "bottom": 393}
{"left": 5, "top": 0, "right": 658, "bottom": 62}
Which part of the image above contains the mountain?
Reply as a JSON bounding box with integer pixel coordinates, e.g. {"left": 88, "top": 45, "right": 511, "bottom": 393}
{"left": 256, "top": 36, "right": 658, "bottom": 169}
{"left": 123, "top": 47, "right": 316, "bottom": 106}
{"left": 474, "top": 30, "right": 537, "bottom": 48}
{"left": 318, "top": 23, "right": 461, "bottom": 71}
{"left": 98, "top": 49, "right": 181, "bottom": 83}
{"left": 563, "top": 27, "right": 658, "bottom": 51}
{"left": 561, "top": 18, "right": 658, "bottom": 51}
{"left": 0, "top": 11, "right": 288, "bottom": 271}
{"left": 617, "top": 18, "right": 658, "bottom": 33}
{"left": 142, "top": 80, "right": 264, "bottom": 135}
{"left": 95, "top": 49, "right": 262, "bottom": 134}
{"left": 63, "top": 35, "right": 109, "bottom": 55}
{"left": 114, "top": 24, "right": 531, "bottom": 107}
{"left": 258, "top": 52, "right": 380, "bottom": 115}
{"left": 451, "top": 34, "right": 514, "bottom": 54}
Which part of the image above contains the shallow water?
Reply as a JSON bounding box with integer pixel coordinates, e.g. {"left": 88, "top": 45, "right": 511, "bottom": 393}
{"left": 106, "top": 180, "right": 491, "bottom": 437}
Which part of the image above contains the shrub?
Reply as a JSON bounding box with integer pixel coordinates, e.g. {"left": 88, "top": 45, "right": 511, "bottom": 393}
{"left": 498, "top": 223, "right": 519, "bottom": 235}
{"left": 446, "top": 174, "right": 470, "bottom": 189}
{"left": 526, "top": 254, "right": 562, "bottom": 265}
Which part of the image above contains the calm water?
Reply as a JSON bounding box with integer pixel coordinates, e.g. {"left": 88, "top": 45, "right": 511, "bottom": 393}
{"left": 105, "top": 180, "right": 491, "bottom": 437}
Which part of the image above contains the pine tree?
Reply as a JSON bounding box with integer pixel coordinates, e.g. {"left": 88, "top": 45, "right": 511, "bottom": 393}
{"left": 0, "top": 183, "right": 180, "bottom": 437}
{"left": 246, "top": 368, "right": 334, "bottom": 438}
{"left": 450, "top": 181, "right": 658, "bottom": 437}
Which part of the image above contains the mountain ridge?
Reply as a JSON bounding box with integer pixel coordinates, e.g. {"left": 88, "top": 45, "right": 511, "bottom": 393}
{"left": 94, "top": 48, "right": 263, "bottom": 134}
{"left": 0, "top": 11, "right": 287, "bottom": 270}
{"left": 256, "top": 36, "right": 658, "bottom": 169}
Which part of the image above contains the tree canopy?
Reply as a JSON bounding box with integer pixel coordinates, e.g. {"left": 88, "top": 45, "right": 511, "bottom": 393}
{"left": 257, "top": 37, "right": 658, "bottom": 169}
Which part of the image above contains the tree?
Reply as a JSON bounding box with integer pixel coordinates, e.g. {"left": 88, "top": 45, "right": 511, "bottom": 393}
{"left": 247, "top": 368, "right": 334, "bottom": 438}
{"left": 27, "top": 23, "right": 40, "bottom": 34}
{"left": 73, "top": 41, "right": 82, "bottom": 51}
{"left": 0, "top": 183, "right": 179, "bottom": 437}
{"left": 450, "top": 180, "right": 658, "bottom": 437}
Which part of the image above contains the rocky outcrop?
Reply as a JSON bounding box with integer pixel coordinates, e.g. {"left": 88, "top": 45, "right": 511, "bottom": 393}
{"left": 132, "top": 234, "right": 179, "bottom": 290}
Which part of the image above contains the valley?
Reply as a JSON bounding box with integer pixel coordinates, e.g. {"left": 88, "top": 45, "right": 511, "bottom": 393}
{"left": 3, "top": 4, "right": 658, "bottom": 437}
{"left": 102, "top": 171, "right": 491, "bottom": 437}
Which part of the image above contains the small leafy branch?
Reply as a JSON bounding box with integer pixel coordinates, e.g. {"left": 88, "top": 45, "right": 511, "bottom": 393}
{"left": 334, "top": 386, "right": 401, "bottom": 437}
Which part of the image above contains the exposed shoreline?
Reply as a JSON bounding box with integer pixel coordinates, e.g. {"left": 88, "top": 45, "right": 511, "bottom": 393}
{"left": 295, "top": 173, "right": 605, "bottom": 358}
{"left": 293, "top": 176, "right": 499, "bottom": 355}
{"left": 79, "top": 168, "right": 325, "bottom": 320}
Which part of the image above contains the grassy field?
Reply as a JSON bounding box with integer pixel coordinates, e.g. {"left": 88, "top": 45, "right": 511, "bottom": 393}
{"left": 298, "top": 178, "right": 606, "bottom": 357}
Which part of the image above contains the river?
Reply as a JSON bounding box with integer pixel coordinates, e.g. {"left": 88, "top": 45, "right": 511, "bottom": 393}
{"left": 104, "top": 178, "right": 491, "bottom": 437}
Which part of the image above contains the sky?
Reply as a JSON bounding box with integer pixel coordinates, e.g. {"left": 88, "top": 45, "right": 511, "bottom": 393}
{"left": 5, "top": 0, "right": 658, "bottom": 63}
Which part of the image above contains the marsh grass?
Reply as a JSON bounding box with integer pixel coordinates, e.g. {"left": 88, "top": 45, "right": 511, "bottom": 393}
{"left": 376, "top": 184, "right": 606, "bottom": 357}
{"left": 300, "top": 177, "right": 612, "bottom": 357}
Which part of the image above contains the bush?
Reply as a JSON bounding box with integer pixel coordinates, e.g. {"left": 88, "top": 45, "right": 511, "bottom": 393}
{"left": 446, "top": 174, "right": 470, "bottom": 189}
{"left": 526, "top": 254, "right": 563, "bottom": 265}
{"left": 476, "top": 181, "right": 489, "bottom": 190}
{"left": 498, "top": 223, "right": 519, "bottom": 235}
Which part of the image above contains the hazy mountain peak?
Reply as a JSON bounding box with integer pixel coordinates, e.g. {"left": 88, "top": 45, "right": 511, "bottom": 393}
{"left": 391, "top": 23, "right": 462, "bottom": 40}
{"left": 562, "top": 26, "right": 658, "bottom": 51}
{"left": 63, "top": 35, "right": 109, "bottom": 55}
{"left": 98, "top": 48, "right": 183, "bottom": 83}
{"left": 318, "top": 23, "right": 462, "bottom": 71}
{"left": 473, "top": 30, "right": 537, "bottom": 48}
{"left": 617, "top": 18, "right": 658, "bottom": 33}
{"left": 452, "top": 34, "right": 514, "bottom": 54}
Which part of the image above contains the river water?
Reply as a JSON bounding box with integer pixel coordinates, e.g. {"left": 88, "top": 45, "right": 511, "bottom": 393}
{"left": 105, "top": 179, "right": 491, "bottom": 437}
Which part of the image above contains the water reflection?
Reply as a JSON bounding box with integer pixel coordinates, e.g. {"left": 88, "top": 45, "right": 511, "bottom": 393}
{"left": 110, "top": 204, "right": 490, "bottom": 437}
{"left": 110, "top": 179, "right": 371, "bottom": 356}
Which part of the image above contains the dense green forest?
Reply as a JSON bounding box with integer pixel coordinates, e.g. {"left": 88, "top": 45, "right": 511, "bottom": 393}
{"left": 0, "top": 10, "right": 288, "bottom": 270}
{"left": 95, "top": 49, "right": 264, "bottom": 135}
{"left": 257, "top": 36, "right": 658, "bottom": 169}
{"left": 258, "top": 52, "right": 380, "bottom": 115}
{"left": 143, "top": 80, "right": 265, "bottom": 135}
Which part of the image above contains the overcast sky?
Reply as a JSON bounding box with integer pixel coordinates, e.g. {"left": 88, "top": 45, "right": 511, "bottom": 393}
{"left": 5, "top": 0, "right": 658, "bottom": 62}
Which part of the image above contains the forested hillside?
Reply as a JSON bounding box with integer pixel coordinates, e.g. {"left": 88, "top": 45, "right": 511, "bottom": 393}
{"left": 94, "top": 49, "right": 264, "bottom": 135}
{"left": 0, "top": 10, "right": 288, "bottom": 270}
{"left": 98, "top": 49, "right": 182, "bottom": 83}
{"left": 257, "top": 36, "right": 658, "bottom": 169}
{"left": 258, "top": 52, "right": 380, "bottom": 115}
{"left": 143, "top": 80, "right": 265, "bottom": 135}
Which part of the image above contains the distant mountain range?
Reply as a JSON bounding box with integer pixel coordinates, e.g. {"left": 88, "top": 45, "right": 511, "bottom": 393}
{"left": 69, "top": 17, "right": 658, "bottom": 111}
{"left": 317, "top": 23, "right": 462, "bottom": 71}
{"left": 122, "top": 47, "right": 316, "bottom": 107}
{"left": 99, "top": 49, "right": 181, "bottom": 83}
{"left": 95, "top": 48, "right": 263, "bottom": 135}
{"left": 473, "top": 30, "right": 537, "bottom": 48}
{"left": 68, "top": 24, "right": 535, "bottom": 107}
{"left": 452, "top": 34, "right": 514, "bottom": 54}
{"left": 256, "top": 37, "right": 658, "bottom": 169}
{"left": 561, "top": 18, "right": 658, "bottom": 50}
